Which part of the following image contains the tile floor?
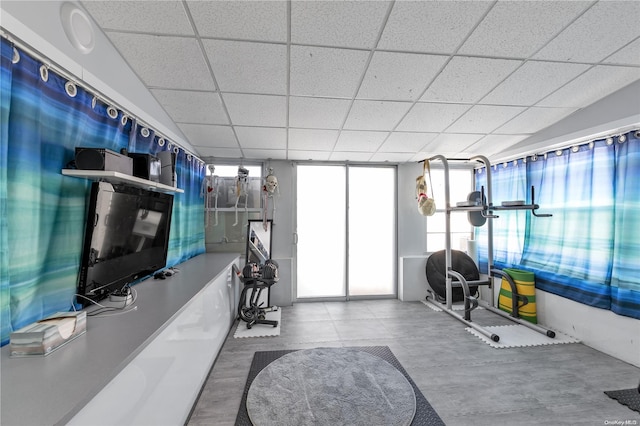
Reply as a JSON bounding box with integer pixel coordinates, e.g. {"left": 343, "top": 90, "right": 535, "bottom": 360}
{"left": 188, "top": 299, "right": 640, "bottom": 425}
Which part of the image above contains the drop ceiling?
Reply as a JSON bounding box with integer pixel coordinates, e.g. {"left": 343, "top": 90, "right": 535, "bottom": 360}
{"left": 81, "top": 0, "right": 640, "bottom": 163}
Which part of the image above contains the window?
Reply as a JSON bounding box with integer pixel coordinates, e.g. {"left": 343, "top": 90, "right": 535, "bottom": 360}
{"left": 426, "top": 167, "right": 474, "bottom": 252}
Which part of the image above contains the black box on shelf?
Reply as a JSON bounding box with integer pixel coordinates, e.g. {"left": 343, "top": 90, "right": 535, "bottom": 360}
{"left": 128, "top": 153, "right": 161, "bottom": 182}
{"left": 75, "top": 147, "right": 133, "bottom": 175}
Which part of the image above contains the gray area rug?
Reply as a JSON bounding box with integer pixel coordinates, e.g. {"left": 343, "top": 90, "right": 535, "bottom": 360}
{"left": 235, "top": 346, "right": 444, "bottom": 426}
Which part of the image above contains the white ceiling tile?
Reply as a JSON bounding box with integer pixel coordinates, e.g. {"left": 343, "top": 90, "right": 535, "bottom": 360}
{"left": 344, "top": 100, "right": 412, "bottom": 131}
{"left": 151, "top": 89, "right": 228, "bottom": 124}
{"left": 533, "top": 1, "right": 640, "bottom": 63}
{"left": 288, "top": 129, "right": 339, "bottom": 151}
{"left": 465, "top": 134, "right": 530, "bottom": 157}
{"left": 495, "top": 107, "right": 577, "bottom": 134}
{"left": 288, "top": 150, "right": 332, "bottom": 161}
{"left": 195, "top": 146, "right": 242, "bottom": 159}
{"left": 289, "top": 97, "right": 351, "bottom": 129}
{"left": 604, "top": 38, "right": 640, "bottom": 66}
{"left": 480, "top": 61, "right": 589, "bottom": 106}
{"left": 426, "top": 133, "right": 484, "bottom": 152}
{"left": 537, "top": 65, "right": 640, "bottom": 108}
{"left": 291, "top": 1, "right": 390, "bottom": 49}
{"left": 178, "top": 124, "right": 237, "bottom": 147}
{"left": 369, "top": 152, "right": 415, "bottom": 163}
{"left": 458, "top": 1, "right": 590, "bottom": 58}
{"left": 378, "top": 133, "right": 437, "bottom": 153}
{"left": 290, "top": 46, "right": 369, "bottom": 97}
{"left": 107, "top": 33, "right": 214, "bottom": 90}
{"left": 202, "top": 40, "right": 287, "bottom": 95}
{"left": 242, "top": 149, "right": 287, "bottom": 160}
{"left": 447, "top": 105, "right": 527, "bottom": 133}
{"left": 186, "top": 0, "right": 287, "bottom": 42}
{"left": 83, "top": 1, "right": 193, "bottom": 35}
{"left": 235, "top": 127, "right": 286, "bottom": 150}
{"left": 334, "top": 131, "right": 388, "bottom": 152}
{"left": 378, "top": 1, "right": 490, "bottom": 53}
{"left": 223, "top": 94, "right": 286, "bottom": 127}
{"left": 329, "top": 152, "right": 373, "bottom": 162}
{"left": 397, "top": 103, "right": 471, "bottom": 132}
{"left": 357, "top": 52, "right": 447, "bottom": 101}
{"left": 422, "top": 57, "right": 522, "bottom": 103}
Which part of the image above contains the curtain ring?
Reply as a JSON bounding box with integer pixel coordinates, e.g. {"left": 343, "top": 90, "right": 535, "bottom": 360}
{"left": 634, "top": 130, "right": 640, "bottom": 139}
{"left": 502, "top": 162, "right": 508, "bottom": 168}
{"left": 39, "top": 65, "right": 49, "bottom": 82}
{"left": 618, "top": 134, "right": 626, "bottom": 143}
{"left": 606, "top": 137, "right": 613, "bottom": 146}
{"left": 532, "top": 154, "right": 538, "bottom": 162}
{"left": 544, "top": 153, "right": 548, "bottom": 160}
{"left": 140, "top": 127, "right": 150, "bottom": 138}
{"left": 173, "top": 147, "right": 179, "bottom": 154}
{"left": 589, "top": 141, "right": 595, "bottom": 150}
{"left": 121, "top": 115, "right": 128, "bottom": 126}
{"left": 167, "top": 142, "right": 173, "bottom": 150}
{"left": 571, "top": 146, "right": 579, "bottom": 153}
{"left": 65, "top": 81, "right": 77, "bottom": 97}
{"left": 187, "top": 154, "right": 192, "bottom": 162}
{"left": 512, "top": 160, "right": 518, "bottom": 167}
{"left": 12, "top": 47, "right": 20, "bottom": 64}
{"left": 158, "top": 137, "right": 166, "bottom": 147}
{"left": 91, "top": 96, "right": 97, "bottom": 109}
{"left": 107, "top": 106, "right": 118, "bottom": 119}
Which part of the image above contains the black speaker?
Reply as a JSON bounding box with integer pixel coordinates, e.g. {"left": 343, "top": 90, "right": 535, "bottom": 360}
{"left": 128, "top": 153, "right": 160, "bottom": 182}
{"left": 75, "top": 147, "right": 133, "bottom": 175}
{"left": 158, "top": 151, "right": 176, "bottom": 187}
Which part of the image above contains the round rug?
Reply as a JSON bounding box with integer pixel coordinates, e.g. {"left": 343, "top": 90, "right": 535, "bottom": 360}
{"left": 246, "top": 347, "right": 416, "bottom": 426}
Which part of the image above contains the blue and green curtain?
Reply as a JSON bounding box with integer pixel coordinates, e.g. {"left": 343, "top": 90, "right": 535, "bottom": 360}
{"left": 0, "top": 39, "right": 205, "bottom": 345}
{"left": 476, "top": 131, "right": 640, "bottom": 320}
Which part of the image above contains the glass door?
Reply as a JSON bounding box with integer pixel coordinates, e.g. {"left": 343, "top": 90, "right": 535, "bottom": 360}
{"left": 296, "top": 164, "right": 396, "bottom": 300}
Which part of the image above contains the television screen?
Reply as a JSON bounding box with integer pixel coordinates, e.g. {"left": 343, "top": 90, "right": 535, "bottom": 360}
{"left": 76, "top": 181, "right": 174, "bottom": 307}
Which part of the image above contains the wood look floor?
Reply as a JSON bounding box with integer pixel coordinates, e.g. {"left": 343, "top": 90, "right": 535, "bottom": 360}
{"left": 188, "top": 299, "right": 640, "bottom": 425}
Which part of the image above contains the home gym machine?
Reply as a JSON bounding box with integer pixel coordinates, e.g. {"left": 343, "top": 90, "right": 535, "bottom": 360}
{"left": 423, "top": 155, "right": 555, "bottom": 342}
{"left": 237, "top": 260, "right": 279, "bottom": 329}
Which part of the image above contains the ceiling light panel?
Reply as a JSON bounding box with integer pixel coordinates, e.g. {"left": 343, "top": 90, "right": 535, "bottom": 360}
{"left": 378, "top": 1, "right": 491, "bottom": 54}
{"left": 533, "top": 1, "right": 640, "bottom": 63}
{"left": 458, "top": 1, "right": 590, "bottom": 58}
{"left": 186, "top": 0, "right": 287, "bottom": 42}
{"left": 343, "top": 100, "right": 413, "bottom": 131}
{"left": 291, "top": 1, "right": 390, "bottom": 49}
{"left": 357, "top": 52, "right": 447, "bottom": 101}
{"left": 290, "top": 46, "right": 369, "bottom": 97}
{"left": 83, "top": 1, "right": 193, "bottom": 35}
{"left": 480, "top": 61, "right": 590, "bottom": 106}
{"left": 422, "top": 57, "right": 522, "bottom": 104}
{"left": 151, "top": 89, "right": 228, "bottom": 125}
{"left": 107, "top": 33, "right": 214, "bottom": 90}
{"left": 202, "top": 40, "right": 287, "bottom": 95}
{"left": 222, "top": 93, "right": 287, "bottom": 127}
{"left": 288, "top": 97, "right": 351, "bottom": 129}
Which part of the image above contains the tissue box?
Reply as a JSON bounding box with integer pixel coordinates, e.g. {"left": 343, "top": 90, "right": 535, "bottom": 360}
{"left": 9, "top": 311, "right": 87, "bottom": 357}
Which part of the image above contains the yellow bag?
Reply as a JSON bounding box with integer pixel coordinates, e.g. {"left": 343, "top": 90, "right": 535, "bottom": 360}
{"left": 498, "top": 268, "right": 537, "bottom": 324}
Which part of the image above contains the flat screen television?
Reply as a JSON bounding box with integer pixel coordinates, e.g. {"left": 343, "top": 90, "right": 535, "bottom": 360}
{"left": 76, "top": 181, "right": 174, "bottom": 307}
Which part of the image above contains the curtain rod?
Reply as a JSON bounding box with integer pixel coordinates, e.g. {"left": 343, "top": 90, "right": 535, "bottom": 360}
{"left": 0, "top": 29, "right": 204, "bottom": 165}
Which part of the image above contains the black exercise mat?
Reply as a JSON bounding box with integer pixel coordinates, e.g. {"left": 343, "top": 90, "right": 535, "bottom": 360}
{"left": 235, "top": 346, "right": 444, "bottom": 426}
{"left": 605, "top": 388, "right": 640, "bottom": 413}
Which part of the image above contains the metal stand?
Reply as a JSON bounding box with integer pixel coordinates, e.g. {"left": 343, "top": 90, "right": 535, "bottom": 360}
{"left": 424, "top": 155, "right": 555, "bottom": 341}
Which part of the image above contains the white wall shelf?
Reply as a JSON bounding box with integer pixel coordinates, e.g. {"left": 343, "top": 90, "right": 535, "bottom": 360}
{"left": 62, "top": 169, "right": 184, "bottom": 193}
